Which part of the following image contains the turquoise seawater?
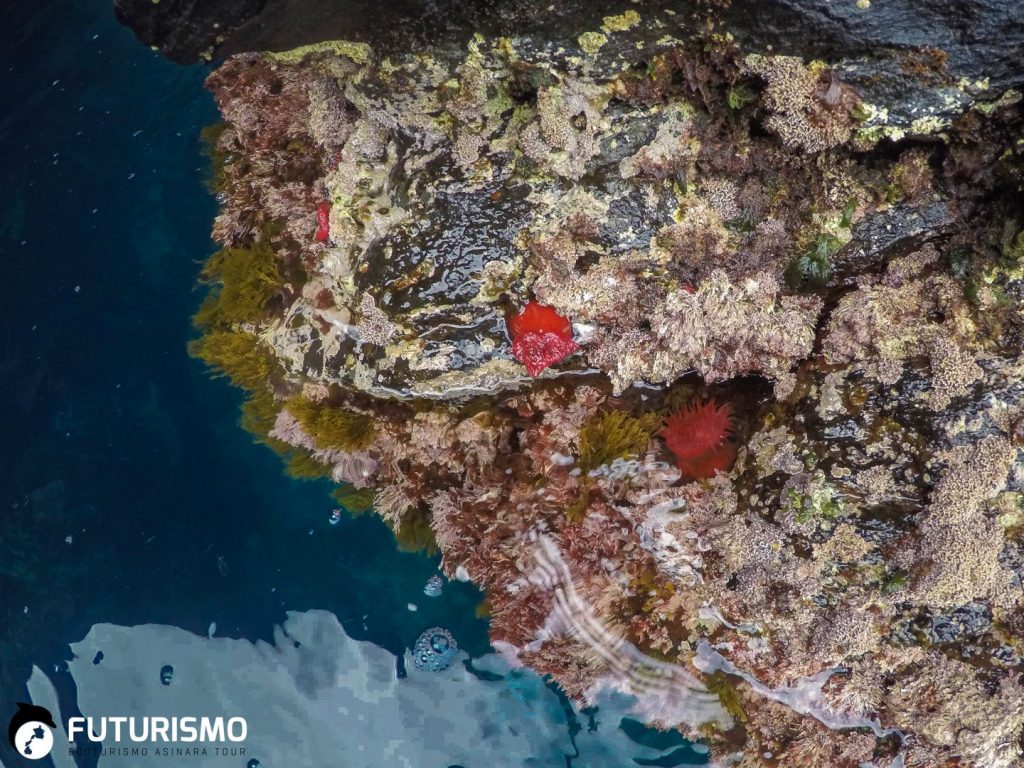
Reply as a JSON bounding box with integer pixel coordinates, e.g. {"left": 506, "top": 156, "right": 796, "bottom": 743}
{"left": 0, "top": 2, "right": 708, "bottom": 765}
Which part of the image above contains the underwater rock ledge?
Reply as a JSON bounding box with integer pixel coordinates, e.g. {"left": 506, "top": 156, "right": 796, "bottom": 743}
{"left": 179, "top": 4, "right": 1024, "bottom": 767}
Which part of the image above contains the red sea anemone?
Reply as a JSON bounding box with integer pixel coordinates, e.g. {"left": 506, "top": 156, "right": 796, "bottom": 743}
{"left": 314, "top": 201, "right": 331, "bottom": 242}
{"left": 661, "top": 400, "right": 737, "bottom": 481}
{"left": 507, "top": 301, "right": 579, "bottom": 376}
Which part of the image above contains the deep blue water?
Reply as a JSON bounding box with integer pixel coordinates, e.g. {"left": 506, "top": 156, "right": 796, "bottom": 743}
{"left": 0, "top": 1, "right": 490, "bottom": 762}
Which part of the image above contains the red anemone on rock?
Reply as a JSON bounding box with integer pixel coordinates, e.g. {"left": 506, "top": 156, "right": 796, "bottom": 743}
{"left": 314, "top": 201, "right": 331, "bottom": 242}
{"left": 661, "top": 400, "right": 737, "bottom": 481}
{"left": 506, "top": 301, "right": 579, "bottom": 377}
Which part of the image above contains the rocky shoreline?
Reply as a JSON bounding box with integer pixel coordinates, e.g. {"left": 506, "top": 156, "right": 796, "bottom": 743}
{"left": 123, "top": 2, "right": 1024, "bottom": 765}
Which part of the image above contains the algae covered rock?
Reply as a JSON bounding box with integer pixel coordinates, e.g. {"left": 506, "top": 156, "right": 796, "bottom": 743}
{"left": 196, "top": 8, "right": 989, "bottom": 402}
{"left": 182, "top": 3, "right": 1024, "bottom": 767}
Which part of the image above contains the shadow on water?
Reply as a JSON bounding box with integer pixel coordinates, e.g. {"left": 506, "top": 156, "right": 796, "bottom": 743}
{"left": 0, "top": 2, "right": 489, "bottom": 765}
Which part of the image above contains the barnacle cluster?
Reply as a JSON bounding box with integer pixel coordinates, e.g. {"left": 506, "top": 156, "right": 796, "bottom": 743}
{"left": 190, "top": 7, "right": 1024, "bottom": 767}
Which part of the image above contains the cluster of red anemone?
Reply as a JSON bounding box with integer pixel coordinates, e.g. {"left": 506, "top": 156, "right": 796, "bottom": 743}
{"left": 506, "top": 301, "right": 579, "bottom": 376}
{"left": 660, "top": 399, "right": 737, "bottom": 480}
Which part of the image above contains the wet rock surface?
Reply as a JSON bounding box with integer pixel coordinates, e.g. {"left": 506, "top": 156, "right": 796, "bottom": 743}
{"left": 116, "top": 0, "right": 1024, "bottom": 89}
{"left": 170, "top": 2, "right": 1024, "bottom": 767}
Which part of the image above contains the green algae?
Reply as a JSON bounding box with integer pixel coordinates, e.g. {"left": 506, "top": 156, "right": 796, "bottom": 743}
{"left": 660, "top": 381, "right": 702, "bottom": 416}
{"left": 565, "top": 409, "right": 663, "bottom": 523}
{"left": 784, "top": 232, "right": 843, "bottom": 289}
{"left": 188, "top": 330, "right": 281, "bottom": 391}
{"left": 704, "top": 671, "right": 747, "bottom": 724}
{"left": 565, "top": 484, "right": 593, "bottom": 524}
{"left": 193, "top": 241, "right": 285, "bottom": 328}
{"left": 881, "top": 570, "right": 909, "bottom": 595}
{"left": 625, "top": 566, "right": 676, "bottom": 614}
{"left": 998, "top": 218, "right": 1024, "bottom": 265}
{"left": 788, "top": 477, "right": 844, "bottom": 527}
{"left": 199, "top": 122, "right": 231, "bottom": 194}
{"left": 286, "top": 395, "right": 376, "bottom": 452}
{"left": 284, "top": 451, "right": 333, "bottom": 480}
{"left": 394, "top": 506, "right": 438, "bottom": 555}
{"left": 240, "top": 388, "right": 290, "bottom": 455}
{"left": 726, "top": 84, "right": 756, "bottom": 110}
{"left": 331, "top": 484, "right": 376, "bottom": 516}
{"left": 578, "top": 410, "right": 662, "bottom": 473}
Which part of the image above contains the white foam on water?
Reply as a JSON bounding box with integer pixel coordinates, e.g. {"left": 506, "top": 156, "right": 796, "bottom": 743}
{"left": 528, "top": 533, "right": 731, "bottom": 730}
{"left": 694, "top": 639, "right": 902, "bottom": 741}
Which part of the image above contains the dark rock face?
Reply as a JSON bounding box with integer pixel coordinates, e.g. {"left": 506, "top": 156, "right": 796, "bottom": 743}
{"left": 114, "top": 0, "right": 264, "bottom": 64}
{"left": 114, "top": 0, "right": 630, "bottom": 64}
{"left": 725, "top": 0, "right": 1024, "bottom": 90}
{"left": 117, "top": 0, "right": 1024, "bottom": 82}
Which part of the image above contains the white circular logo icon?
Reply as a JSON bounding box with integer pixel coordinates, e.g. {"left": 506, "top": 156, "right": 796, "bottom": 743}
{"left": 14, "top": 721, "right": 54, "bottom": 760}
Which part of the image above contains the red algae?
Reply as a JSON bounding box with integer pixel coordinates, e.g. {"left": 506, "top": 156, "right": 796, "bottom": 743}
{"left": 661, "top": 400, "right": 737, "bottom": 480}
{"left": 314, "top": 201, "right": 331, "bottom": 242}
{"left": 507, "top": 301, "right": 579, "bottom": 376}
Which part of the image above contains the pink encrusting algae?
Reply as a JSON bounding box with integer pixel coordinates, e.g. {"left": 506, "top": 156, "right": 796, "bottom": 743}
{"left": 507, "top": 301, "right": 579, "bottom": 376}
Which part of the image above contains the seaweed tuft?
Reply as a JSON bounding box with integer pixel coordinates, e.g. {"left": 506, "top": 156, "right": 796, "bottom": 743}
{"left": 578, "top": 410, "right": 663, "bottom": 473}
{"left": 188, "top": 330, "right": 281, "bottom": 391}
{"left": 286, "top": 395, "right": 376, "bottom": 452}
